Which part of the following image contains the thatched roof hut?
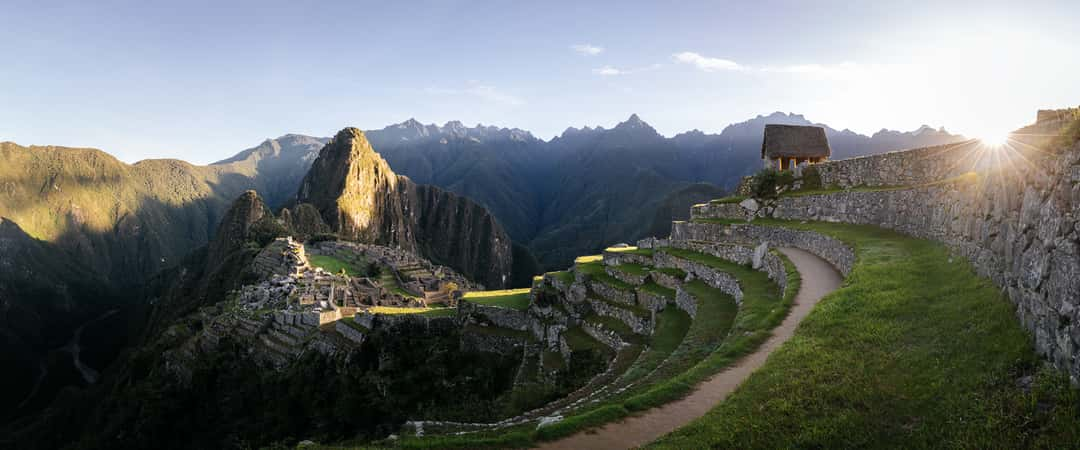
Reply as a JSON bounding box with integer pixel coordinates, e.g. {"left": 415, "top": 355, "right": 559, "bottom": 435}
{"left": 761, "top": 124, "right": 831, "bottom": 160}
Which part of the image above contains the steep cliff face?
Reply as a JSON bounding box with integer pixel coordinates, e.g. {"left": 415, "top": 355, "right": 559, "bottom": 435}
{"left": 291, "top": 128, "right": 514, "bottom": 287}
{"left": 296, "top": 128, "right": 413, "bottom": 247}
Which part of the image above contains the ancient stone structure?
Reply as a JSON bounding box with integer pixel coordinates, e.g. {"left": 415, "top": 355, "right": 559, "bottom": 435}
{"left": 700, "top": 132, "right": 1080, "bottom": 382}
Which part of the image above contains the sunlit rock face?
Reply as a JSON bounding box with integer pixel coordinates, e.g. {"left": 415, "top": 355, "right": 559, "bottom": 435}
{"left": 293, "top": 127, "right": 514, "bottom": 288}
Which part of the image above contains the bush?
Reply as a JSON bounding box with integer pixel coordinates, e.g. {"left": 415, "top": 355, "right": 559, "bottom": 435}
{"left": 750, "top": 169, "right": 794, "bottom": 199}
{"left": 800, "top": 164, "right": 823, "bottom": 190}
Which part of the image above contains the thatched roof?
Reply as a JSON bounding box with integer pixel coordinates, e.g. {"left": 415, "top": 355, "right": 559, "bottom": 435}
{"left": 761, "top": 124, "right": 831, "bottom": 159}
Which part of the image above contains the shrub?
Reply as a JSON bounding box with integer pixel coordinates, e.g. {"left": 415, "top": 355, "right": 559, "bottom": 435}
{"left": 800, "top": 164, "right": 823, "bottom": 190}
{"left": 750, "top": 169, "right": 794, "bottom": 199}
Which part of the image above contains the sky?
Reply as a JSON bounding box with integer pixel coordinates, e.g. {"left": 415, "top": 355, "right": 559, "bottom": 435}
{"left": 1, "top": 0, "right": 1078, "bottom": 164}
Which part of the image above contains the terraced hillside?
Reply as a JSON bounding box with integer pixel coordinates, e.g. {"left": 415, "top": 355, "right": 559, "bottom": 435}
{"left": 382, "top": 207, "right": 810, "bottom": 448}
{"left": 359, "top": 114, "right": 1080, "bottom": 449}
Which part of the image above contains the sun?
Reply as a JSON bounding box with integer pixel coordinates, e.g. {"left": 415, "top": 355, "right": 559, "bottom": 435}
{"left": 978, "top": 131, "right": 1009, "bottom": 147}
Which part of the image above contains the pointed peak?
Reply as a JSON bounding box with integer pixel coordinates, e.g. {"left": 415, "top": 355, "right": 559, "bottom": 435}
{"left": 615, "top": 113, "right": 654, "bottom": 130}
{"left": 399, "top": 117, "right": 423, "bottom": 127}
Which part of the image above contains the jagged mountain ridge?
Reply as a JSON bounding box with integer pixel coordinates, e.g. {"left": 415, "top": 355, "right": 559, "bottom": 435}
{"left": 217, "top": 113, "right": 963, "bottom": 268}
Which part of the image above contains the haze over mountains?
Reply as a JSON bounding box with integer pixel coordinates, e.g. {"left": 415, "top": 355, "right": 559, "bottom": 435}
{"left": 219, "top": 112, "right": 963, "bottom": 267}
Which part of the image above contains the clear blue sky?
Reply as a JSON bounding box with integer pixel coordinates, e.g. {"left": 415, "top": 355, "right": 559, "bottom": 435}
{"left": 2, "top": 0, "right": 1078, "bottom": 163}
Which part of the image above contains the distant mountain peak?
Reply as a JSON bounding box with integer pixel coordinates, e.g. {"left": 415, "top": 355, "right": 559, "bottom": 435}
{"left": 614, "top": 113, "right": 659, "bottom": 134}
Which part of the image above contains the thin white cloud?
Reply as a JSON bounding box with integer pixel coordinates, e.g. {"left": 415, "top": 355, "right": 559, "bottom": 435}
{"left": 592, "top": 63, "right": 662, "bottom": 76}
{"left": 571, "top": 43, "right": 604, "bottom": 56}
{"left": 423, "top": 82, "right": 524, "bottom": 106}
{"left": 672, "top": 51, "right": 894, "bottom": 81}
{"left": 672, "top": 52, "right": 744, "bottom": 72}
{"left": 594, "top": 66, "right": 623, "bottom": 76}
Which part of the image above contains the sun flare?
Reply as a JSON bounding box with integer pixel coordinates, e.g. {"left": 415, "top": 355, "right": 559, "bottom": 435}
{"left": 978, "top": 131, "right": 1009, "bottom": 147}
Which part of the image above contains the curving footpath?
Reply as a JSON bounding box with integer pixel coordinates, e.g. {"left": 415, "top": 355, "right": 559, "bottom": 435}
{"left": 536, "top": 247, "right": 843, "bottom": 450}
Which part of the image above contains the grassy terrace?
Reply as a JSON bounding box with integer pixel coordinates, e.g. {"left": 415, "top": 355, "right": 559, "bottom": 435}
{"left": 368, "top": 306, "right": 455, "bottom": 318}
{"left": 461, "top": 288, "right": 531, "bottom": 311}
{"left": 575, "top": 257, "right": 635, "bottom": 291}
{"left": 651, "top": 220, "right": 1080, "bottom": 449}
{"left": 525, "top": 248, "right": 794, "bottom": 443}
{"left": 547, "top": 270, "right": 575, "bottom": 284}
{"left": 308, "top": 253, "right": 363, "bottom": 276}
{"left": 383, "top": 249, "right": 795, "bottom": 449}
{"left": 639, "top": 281, "right": 675, "bottom": 299}
{"left": 563, "top": 326, "right": 606, "bottom": 352}
{"left": 652, "top": 266, "right": 686, "bottom": 279}
{"left": 462, "top": 323, "right": 534, "bottom": 341}
{"left": 378, "top": 267, "right": 420, "bottom": 298}
{"left": 593, "top": 294, "right": 650, "bottom": 319}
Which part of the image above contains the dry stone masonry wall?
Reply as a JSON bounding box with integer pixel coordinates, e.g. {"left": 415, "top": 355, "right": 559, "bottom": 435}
{"left": 708, "top": 138, "right": 1080, "bottom": 382}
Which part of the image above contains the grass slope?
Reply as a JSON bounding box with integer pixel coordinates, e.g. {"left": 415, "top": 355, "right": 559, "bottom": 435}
{"left": 651, "top": 220, "right": 1080, "bottom": 449}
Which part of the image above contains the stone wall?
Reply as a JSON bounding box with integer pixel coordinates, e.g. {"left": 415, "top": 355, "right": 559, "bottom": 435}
{"left": 589, "top": 281, "right": 637, "bottom": 306}
{"left": 734, "top": 141, "right": 1080, "bottom": 382}
{"left": 602, "top": 251, "right": 653, "bottom": 266}
{"left": 334, "top": 321, "right": 366, "bottom": 345}
{"left": 637, "top": 289, "right": 669, "bottom": 312}
{"left": 813, "top": 140, "right": 979, "bottom": 188}
{"left": 675, "top": 285, "right": 697, "bottom": 318}
{"left": 653, "top": 250, "right": 744, "bottom": 304}
{"left": 690, "top": 200, "right": 751, "bottom": 221}
{"left": 605, "top": 266, "right": 647, "bottom": 285}
{"left": 588, "top": 298, "right": 653, "bottom": 335}
{"left": 459, "top": 301, "right": 530, "bottom": 331}
{"left": 650, "top": 270, "right": 683, "bottom": 290}
{"left": 672, "top": 221, "right": 855, "bottom": 276}
{"left": 581, "top": 322, "right": 624, "bottom": 350}
{"left": 669, "top": 240, "right": 755, "bottom": 265}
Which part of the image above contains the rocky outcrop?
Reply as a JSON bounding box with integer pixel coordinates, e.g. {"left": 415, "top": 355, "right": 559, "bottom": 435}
{"left": 290, "top": 128, "right": 514, "bottom": 288}
{"left": 206, "top": 191, "right": 273, "bottom": 267}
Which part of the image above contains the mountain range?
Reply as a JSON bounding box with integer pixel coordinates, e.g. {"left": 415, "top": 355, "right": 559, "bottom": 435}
{"left": 218, "top": 112, "right": 963, "bottom": 268}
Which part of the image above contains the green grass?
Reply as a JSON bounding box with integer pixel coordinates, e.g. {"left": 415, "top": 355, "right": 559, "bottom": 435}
{"left": 639, "top": 281, "right": 675, "bottom": 299}
{"left": 605, "top": 246, "right": 655, "bottom": 257}
{"left": 563, "top": 326, "right": 605, "bottom": 352}
{"left": 462, "top": 288, "right": 531, "bottom": 310}
{"left": 576, "top": 259, "right": 635, "bottom": 291}
{"left": 378, "top": 266, "right": 420, "bottom": 298}
{"left": 308, "top": 254, "right": 360, "bottom": 276}
{"left": 368, "top": 306, "right": 455, "bottom": 318}
{"left": 609, "top": 262, "right": 651, "bottom": 277}
{"left": 369, "top": 248, "right": 795, "bottom": 449}
{"left": 548, "top": 270, "right": 575, "bottom": 284}
{"left": 617, "top": 307, "right": 692, "bottom": 385}
{"left": 584, "top": 313, "right": 638, "bottom": 341}
{"left": 652, "top": 267, "right": 686, "bottom": 279}
{"left": 463, "top": 323, "right": 534, "bottom": 341}
{"left": 542, "top": 350, "right": 566, "bottom": 371}
{"left": 650, "top": 220, "right": 1080, "bottom": 449}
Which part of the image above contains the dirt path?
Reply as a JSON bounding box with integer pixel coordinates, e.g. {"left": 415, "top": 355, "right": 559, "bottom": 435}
{"left": 536, "top": 247, "right": 843, "bottom": 450}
